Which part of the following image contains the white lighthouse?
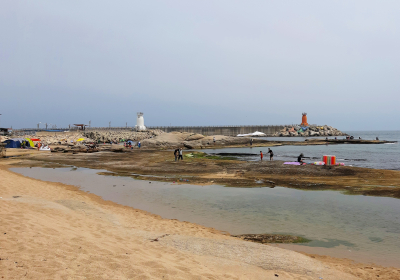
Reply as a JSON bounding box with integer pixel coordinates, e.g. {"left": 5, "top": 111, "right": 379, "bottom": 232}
{"left": 135, "top": 112, "right": 146, "bottom": 131}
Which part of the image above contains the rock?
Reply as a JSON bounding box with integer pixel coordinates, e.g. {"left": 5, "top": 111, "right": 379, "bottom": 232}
{"left": 309, "top": 131, "right": 320, "bottom": 136}
{"left": 183, "top": 142, "right": 194, "bottom": 149}
{"left": 185, "top": 134, "right": 204, "bottom": 141}
{"left": 110, "top": 146, "right": 125, "bottom": 153}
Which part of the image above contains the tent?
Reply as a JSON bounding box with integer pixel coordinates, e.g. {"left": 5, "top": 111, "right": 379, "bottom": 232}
{"left": 2, "top": 138, "right": 27, "bottom": 148}
{"left": 237, "top": 131, "right": 267, "bottom": 137}
{"left": 25, "top": 138, "right": 35, "bottom": 148}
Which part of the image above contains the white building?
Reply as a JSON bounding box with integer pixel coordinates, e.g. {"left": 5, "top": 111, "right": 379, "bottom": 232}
{"left": 135, "top": 112, "right": 146, "bottom": 131}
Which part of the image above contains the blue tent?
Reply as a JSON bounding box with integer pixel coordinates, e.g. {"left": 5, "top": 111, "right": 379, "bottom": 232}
{"left": 3, "top": 138, "right": 27, "bottom": 148}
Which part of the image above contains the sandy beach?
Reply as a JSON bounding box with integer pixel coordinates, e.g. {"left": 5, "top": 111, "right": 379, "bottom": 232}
{"left": 1, "top": 157, "right": 400, "bottom": 279}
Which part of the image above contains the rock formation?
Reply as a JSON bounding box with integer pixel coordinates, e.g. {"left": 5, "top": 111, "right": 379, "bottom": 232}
{"left": 272, "top": 125, "right": 346, "bottom": 137}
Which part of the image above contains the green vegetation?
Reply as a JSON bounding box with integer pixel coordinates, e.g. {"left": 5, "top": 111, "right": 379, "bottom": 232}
{"left": 232, "top": 234, "right": 311, "bottom": 244}
{"left": 185, "top": 152, "right": 237, "bottom": 161}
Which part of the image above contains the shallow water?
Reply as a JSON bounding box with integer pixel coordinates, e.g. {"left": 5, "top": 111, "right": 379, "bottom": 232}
{"left": 203, "top": 130, "right": 400, "bottom": 170}
{"left": 12, "top": 167, "right": 400, "bottom": 267}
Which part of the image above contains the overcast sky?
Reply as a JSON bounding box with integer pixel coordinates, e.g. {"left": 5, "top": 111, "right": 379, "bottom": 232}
{"left": 1, "top": 1, "right": 399, "bottom": 130}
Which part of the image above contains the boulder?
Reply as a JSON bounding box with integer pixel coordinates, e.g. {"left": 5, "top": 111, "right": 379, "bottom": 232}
{"left": 183, "top": 142, "right": 195, "bottom": 149}
{"left": 110, "top": 146, "right": 125, "bottom": 153}
{"left": 185, "top": 134, "right": 204, "bottom": 141}
{"left": 281, "top": 132, "right": 290, "bottom": 137}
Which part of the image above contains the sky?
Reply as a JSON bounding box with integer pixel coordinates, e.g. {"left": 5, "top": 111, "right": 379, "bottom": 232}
{"left": 1, "top": 1, "right": 399, "bottom": 130}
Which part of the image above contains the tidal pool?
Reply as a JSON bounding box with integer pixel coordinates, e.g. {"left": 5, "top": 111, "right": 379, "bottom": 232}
{"left": 12, "top": 167, "right": 400, "bottom": 267}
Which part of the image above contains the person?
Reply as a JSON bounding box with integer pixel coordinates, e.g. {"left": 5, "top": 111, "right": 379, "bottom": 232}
{"left": 213, "top": 137, "right": 216, "bottom": 144}
{"left": 359, "top": 137, "right": 361, "bottom": 139}
{"left": 297, "top": 153, "right": 304, "bottom": 164}
{"left": 37, "top": 142, "right": 41, "bottom": 151}
{"left": 174, "top": 148, "right": 179, "bottom": 161}
{"left": 267, "top": 148, "right": 273, "bottom": 161}
{"left": 260, "top": 151, "right": 263, "bottom": 161}
{"left": 178, "top": 148, "right": 183, "bottom": 161}
{"left": 376, "top": 137, "right": 379, "bottom": 140}
{"left": 138, "top": 141, "right": 141, "bottom": 148}
{"left": 250, "top": 138, "right": 253, "bottom": 146}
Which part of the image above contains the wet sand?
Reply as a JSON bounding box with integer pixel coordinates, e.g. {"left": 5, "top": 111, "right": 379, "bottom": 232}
{"left": 13, "top": 148, "right": 400, "bottom": 199}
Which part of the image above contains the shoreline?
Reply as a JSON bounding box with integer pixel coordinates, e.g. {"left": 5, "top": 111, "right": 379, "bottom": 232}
{"left": 1, "top": 162, "right": 400, "bottom": 279}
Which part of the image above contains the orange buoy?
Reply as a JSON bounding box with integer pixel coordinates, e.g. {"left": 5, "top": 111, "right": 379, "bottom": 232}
{"left": 301, "top": 112, "right": 309, "bottom": 126}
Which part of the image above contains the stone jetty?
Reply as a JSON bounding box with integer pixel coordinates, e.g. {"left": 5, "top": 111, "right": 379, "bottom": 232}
{"left": 272, "top": 125, "right": 346, "bottom": 137}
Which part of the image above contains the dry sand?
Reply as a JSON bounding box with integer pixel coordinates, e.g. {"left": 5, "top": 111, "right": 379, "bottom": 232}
{"left": 1, "top": 161, "right": 399, "bottom": 279}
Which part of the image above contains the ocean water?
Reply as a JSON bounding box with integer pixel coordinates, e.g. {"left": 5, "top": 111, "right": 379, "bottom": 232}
{"left": 203, "top": 130, "right": 400, "bottom": 170}
{"left": 12, "top": 167, "right": 400, "bottom": 267}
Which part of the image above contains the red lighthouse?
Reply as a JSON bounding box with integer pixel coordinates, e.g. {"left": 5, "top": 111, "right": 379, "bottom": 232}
{"left": 301, "top": 112, "right": 309, "bottom": 126}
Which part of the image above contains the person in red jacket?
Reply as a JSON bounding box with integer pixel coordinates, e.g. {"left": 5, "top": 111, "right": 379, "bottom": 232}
{"left": 260, "top": 151, "right": 263, "bottom": 161}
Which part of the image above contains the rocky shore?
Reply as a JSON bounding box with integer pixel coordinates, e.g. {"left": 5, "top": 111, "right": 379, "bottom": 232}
{"left": 272, "top": 125, "right": 346, "bottom": 137}
{"left": 2, "top": 129, "right": 164, "bottom": 146}
{"left": 82, "top": 129, "right": 164, "bottom": 143}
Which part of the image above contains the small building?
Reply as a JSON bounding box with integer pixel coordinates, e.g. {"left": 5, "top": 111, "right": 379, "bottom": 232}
{"left": 0, "top": 128, "right": 10, "bottom": 136}
{"left": 73, "top": 124, "right": 88, "bottom": 131}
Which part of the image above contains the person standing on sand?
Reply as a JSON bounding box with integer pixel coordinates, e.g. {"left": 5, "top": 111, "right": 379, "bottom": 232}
{"left": 250, "top": 138, "right": 253, "bottom": 146}
{"left": 178, "top": 148, "right": 183, "bottom": 161}
{"left": 213, "top": 137, "right": 216, "bottom": 145}
{"left": 174, "top": 148, "right": 179, "bottom": 161}
{"left": 267, "top": 148, "right": 273, "bottom": 161}
{"left": 260, "top": 151, "right": 263, "bottom": 161}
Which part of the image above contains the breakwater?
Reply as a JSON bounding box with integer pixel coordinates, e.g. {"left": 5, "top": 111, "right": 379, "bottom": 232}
{"left": 13, "top": 125, "right": 287, "bottom": 137}
{"left": 12, "top": 124, "right": 346, "bottom": 137}
{"left": 147, "top": 125, "right": 286, "bottom": 136}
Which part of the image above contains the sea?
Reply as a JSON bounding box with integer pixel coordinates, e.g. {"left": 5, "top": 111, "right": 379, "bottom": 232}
{"left": 202, "top": 131, "right": 400, "bottom": 170}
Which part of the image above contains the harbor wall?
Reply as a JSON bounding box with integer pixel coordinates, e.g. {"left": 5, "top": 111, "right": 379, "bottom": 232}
{"left": 13, "top": 125, "right": 289, "bottom": 136}
{"left": 147, "top": 125, "right": 286, "bottom": 136}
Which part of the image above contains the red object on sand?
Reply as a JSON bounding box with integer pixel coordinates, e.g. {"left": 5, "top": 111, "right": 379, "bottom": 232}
{"left": 323, "top": 155, "right": 336, "bottom": 165}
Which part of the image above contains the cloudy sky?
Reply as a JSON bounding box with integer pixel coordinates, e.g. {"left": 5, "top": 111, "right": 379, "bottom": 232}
{"left": 1, "top": 1, "right": 399, "bottom": 130}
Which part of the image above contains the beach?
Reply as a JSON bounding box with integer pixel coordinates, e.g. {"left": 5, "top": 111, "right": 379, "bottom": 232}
{"left": 1, "top": 151, "right": 400, "bottom": 279}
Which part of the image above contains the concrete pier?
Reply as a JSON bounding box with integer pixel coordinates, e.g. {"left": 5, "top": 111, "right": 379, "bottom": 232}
{"left": 147, "top": 125, "right": 286, "bottom": 136}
